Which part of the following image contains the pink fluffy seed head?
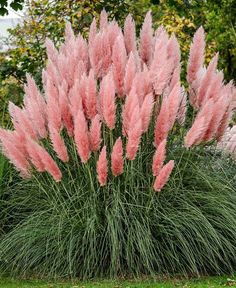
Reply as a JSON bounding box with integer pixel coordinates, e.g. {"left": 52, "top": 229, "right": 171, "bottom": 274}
{"left": 111, "top": 137, "right": 124, "bottom": 177}
{"left": 97, "top": 146, "right": 108, "bottom": 186}
{"left": 74, "top": 110, "right": 90, "bottom": 163}
{"left": 124, "top": 14, "right": 136, "bottom": 54}
{"left": 153, "top": 160, "right": 174, "bottom": 192}
{"left": 187, "top": 26, "right": 205, "bottom": 84}
{"left": 152, "top": 139, "right": 167, "bottom": 176}
{"left": 49, "top": 125, "right": 69, "bottom": 162}
{"left": 140, "top": 93, "right": 154, "bottom": 132}
{"left": 89, "top": 114, "right": 102, "bottom": 152}
{"left": 139, "top": 11, "right": 153, "bottom": 65}
{"left": 154, "top": 98, "right": 170, "bottom": 147}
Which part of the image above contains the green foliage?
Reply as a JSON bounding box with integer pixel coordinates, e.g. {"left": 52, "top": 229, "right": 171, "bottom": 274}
{"left": 1, "top": 131, "right": 236, "bottom": 278}
{"left": 0, "top": 0, "right": 24, "bottom": 16}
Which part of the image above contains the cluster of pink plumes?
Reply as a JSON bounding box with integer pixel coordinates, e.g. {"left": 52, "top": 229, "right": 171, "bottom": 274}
{"left": 0, "top": 11, "right": 235, "bottom": 192}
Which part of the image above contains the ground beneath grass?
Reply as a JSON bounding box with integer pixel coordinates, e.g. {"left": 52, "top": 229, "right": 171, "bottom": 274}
{"left": 1, "top": 276, "right": 236, "bottom": 288}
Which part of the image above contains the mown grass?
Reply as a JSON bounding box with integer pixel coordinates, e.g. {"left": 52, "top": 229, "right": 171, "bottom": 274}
{"left": 0, "top": 276, "right": 235, "bottom": 287}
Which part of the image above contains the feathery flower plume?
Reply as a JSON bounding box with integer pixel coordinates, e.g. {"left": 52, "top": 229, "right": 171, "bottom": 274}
{"left": 69, "top": 79, "right": 83, "bottom": 118}
{"left": 203, "top": 95, "right": 229, "bottom": 141}
{"left": 112, "top": 34, "right": 127, "bottom": 97}
{"left": 140, "top": 93, "right": 154, "bottom": 132}
{"left": 89, "top": 17, "right": 97, "bottom": 47}
{"left": 45, "top": 78, "right": 62, "bottom": 131}
{"left": 107, "top": 21, "right": 121, "bottom": 48}
{"left": 152, "top": 139, "right": 167, "bottom": 176}
{"left": 58, "top": 81, "right": 74, "bottom": 136}
{"left": 177, "top": 87, "right": 187, "bottom": 125}
{"left": 45, "top": 38, "right": 59, "bottom": 66}
{"left": 8, "top": 102, "right": 38, "bottom": 140}
{"left": 25, "top": 137, "right": 45, "bottom": 172}
{"left": 124, "top": 52, "right": 137, "bottom": 95}
{"left": 49, "top": 125, "right": 69, "bottom": 162}
{"left": 196, "top": 53, "right": 219, "bottom": 108}
{"left": 126, "top": 106, "right": 142, "bottom": 160}
{"left": 153, "top": 160, "right": 174, "bottom": 192}
{"left": 167, "top": 82, "right": 181, "bottom": 130}
{"left": 97, "top": 146, "right": 108, "bottom": 186}
{"left": 187, "top": 26, "right": 205, "bottom": 84}
{"left": 122, "top": 87, "right": 139, "bottom": 136}
{"left": 24, "top": 74, "right": 47, "bottom": 129}
{"left": 216, "top": 105, "right": 232, "bottom": 141}
{"left": 85, "top": 69, "right": 97, "bottom": 119}
{"left": 124, "top": 14, "right": 136, "bottom": 54}
{"left": 89, "top": 114, "right": 102, "bottom": 152}
{"left": 139, "top": 11, "right": 153, "bottom": 65}
{"left": 154, "top": 98, "right": 170, "bottom": 147}
{"left": 74, "top": 110, "right": 90, "bottom": 163}
{"left": 184, "top": 99, "right": 214, "bottom": 148}
{"left": 89, "top": 31, "right": 111, "bottom": 78}
{"left": 100, "top": 9, "right": 108, "bottom": 31}
{"left": 111, "top": 137, "right": 124, "bottom": 177}
{"left": 150, "top": 39, "right": 174, "bottom": 96}
{"left": 0, "top": 129, "right": 30, "bottom": 177}
{"left": 167, "top": 34, "right": 181, "bottom": 68}
{"left": 28, "top": 139, "right": 62, "bottom": 182}
{"left": 99, "top": 71, "right": 116, "bottom": 129}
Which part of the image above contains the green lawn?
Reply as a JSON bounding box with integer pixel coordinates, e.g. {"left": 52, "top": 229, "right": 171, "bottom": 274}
{"left": 0, "top": 276, "right": 236, "bottom": 288}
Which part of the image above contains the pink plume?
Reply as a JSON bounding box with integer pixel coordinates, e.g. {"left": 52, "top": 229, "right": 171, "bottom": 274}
{"left": 216, "top": 105, "right": 232, "bottom": 141}
{"left": 187, "top": 26, "right": 205, "bottom": 84}
{"left": 126, "top": 106, "right": 142, "bottom": 160}
{"left": 124, "top": 52, "right": 137, "bottom": 95}
{"left": 196, "top": 53, "right": 219, "bottom": 108}
{"left": 154, "top": 98, "right": 170, "bottom": 147}
{"left": 8, "top": 102, "right": 38, "bottom": 140}
{"left": 122, "top": 88, "right": 139, "bottom": 136}
{"left": 97, "top": 146, "right": 108, "bottom": 186}
{"left": 74, "top": 110, "right": 90, "bottom": 163}
{"left": 28, "top": 139, "right": 62, "bottom": 182}
{"left": 85, "top": 69, "right": 97, "bottom": 119}
{"left": 49, "top": 125, "right": 69, "bottom": 162}
{"left": 45, "top": 38, "right": 59, "bottom": 66}
{"left": 107, "top": 21, "right": 121, "bottom": 49}
{"left": 100, "top": 9, "right": 108, "bottom": 31}
{"left": 58, "top": 81, "right": 74, "bottom": 136}
{"left": 124, "top": 14, "right": 136, "bottom": 54}
{"left": 89, "top": 114, "right": 102, "bottom": 152}
{"left": 139, "top": 11, "right": 153, "bottom": 65}
{"left": 167, "top": 82, "right": 181, "bottom": 130}
{"left": 112, "top": 34, "right": 127, "bottom": 97}
{"left": 89, "top": 31, "right": 111, "bottom": 78}
{"left": 152, "top": 139, "right": 167, "bottom": 176}
{"left": 150, "top": 40, "right": 174, "bottom": 95}
{"left": 0, "top": 129, "right": 30, "bottom": 177}
{"left": 203, "top": 95, "right": 229, "bottom": 141}
{"left": 89, "top": 18, "right": 97, "bottom": 47}
{"left": 45, "top": 78, "right": 62, "bottom": 131}
{"left": 169, "top": 65, "right": 180, "bottom": 92}
{"left": 177, "top": 87, "right": 187, "bottom": 125}
{"left": 167, "top": 34, "right": 181, "bottom": 68}
{"left": 99, "top": 71, "right": 116, "bottom": 129}
{"left": 140, "top": 93, "right": 154, "bottom": 132}
{"left": 68, "top": 79, "right": 83, "bottom": 119}
{"left": 111, "top": 137, "right": 124, "bottom": 177}
{"left": 25, "top": 138, "right": 45, "bottom": 172}
{"left": 153, "top": 160, "right": 174, "bottom": 192}
{"left": 184, "top": 100, "right": 214, "bottom": 147}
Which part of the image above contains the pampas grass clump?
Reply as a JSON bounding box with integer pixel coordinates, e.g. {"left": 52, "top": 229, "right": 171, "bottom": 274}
{"left": 0, "top": 10, "right": 236, "bottom": 279}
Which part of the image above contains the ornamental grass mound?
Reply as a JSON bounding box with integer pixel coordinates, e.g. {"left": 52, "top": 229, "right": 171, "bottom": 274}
{"left": 0, "top": 10, "right": 236, "bottom": 279}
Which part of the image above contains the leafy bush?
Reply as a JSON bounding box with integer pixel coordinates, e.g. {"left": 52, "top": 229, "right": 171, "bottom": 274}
{"left": 0, "top": 10, "right": 236, "bottom": 279}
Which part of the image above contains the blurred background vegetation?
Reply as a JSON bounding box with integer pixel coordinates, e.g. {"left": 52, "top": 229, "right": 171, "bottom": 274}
{"left": 0, "top": 0, "right": 235, "bottom": 125}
